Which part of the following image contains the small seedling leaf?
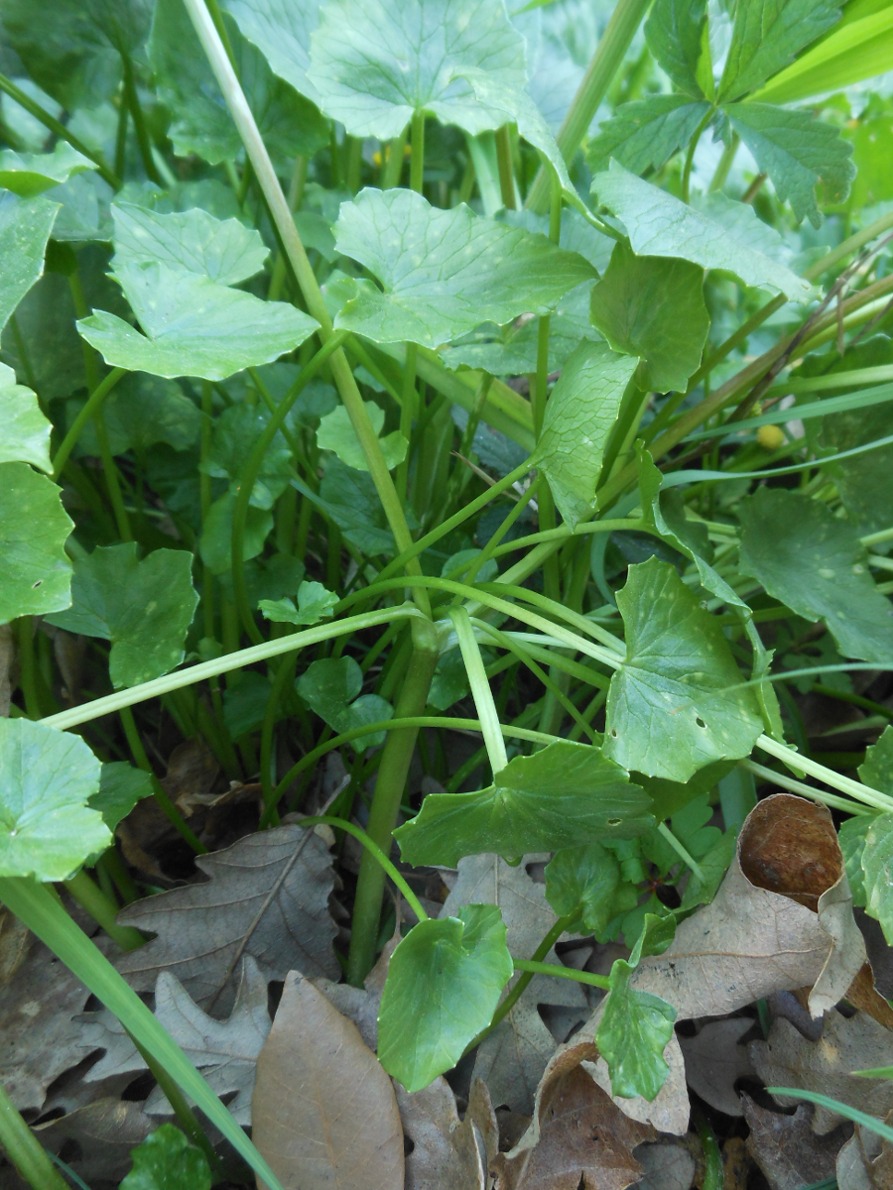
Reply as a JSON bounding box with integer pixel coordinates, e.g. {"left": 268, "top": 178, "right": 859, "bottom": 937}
{"left": 317, "top": 401, "right": 408, "bottom": 472}
{"left": 297, "top": 656, "right": 392, "bottom": 752}
{"left": 120, "top": 1124, "right": 211, "bottom": 1190}
{"left": 259, "top": 581, "right": 339, "bottom": 627}
{"left": 378, "top": 905, "right": 513, "bottom": 1092}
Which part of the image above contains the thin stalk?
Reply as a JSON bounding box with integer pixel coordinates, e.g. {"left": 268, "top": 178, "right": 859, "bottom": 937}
{"left": 450, "top": 608, "right": 508, "bottom": 773}
{"left": 742, "top": 759, "right": 871, "bottom": 816}
{"left": 0, "top": 73, "right": 119, "bottom": 187}
{"left": 182, "top": 0, "right": 429, "bottom": 618}
{"left": 656, "top": 822, "right": 705, "bottom": 883}
{"left": 121, "top": 53, "right": 161, "bottom": 184}
{"left": 469, "top": 914, "right": 575, "bottom": 1050}
{"left": 347, "top": 625, "right": 440, "bottom": 984}
{"left": 410, "top": 109, "right": 426, "bottom": 194}
{"left": 756, "top": 734, "right": 893, "bottom": 814}
{"left": 301, "top": 815, "right": 429, "bottom": 924}
{"left": 52, "top": 368, "right": 127, "bottom": 480}
{"left": 40, "top": 606, "right": 424, "bottom": 732}
{"left": 495, "top": 124, "right": 517, "bottom": 209}
{"left": 513, "top": 959, "right": 610, "bottom": 990}
{"left": 526, "top": 0, "right": 654, "bottom": 212}
{"left": 0, "top": 1080, "right": 69, "bottom": 1190}
{"left": 63, "top": 869, "right": 144, "bottom": 951}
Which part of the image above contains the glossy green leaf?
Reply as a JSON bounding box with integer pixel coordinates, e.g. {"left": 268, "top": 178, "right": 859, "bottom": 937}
{"left": 0, "top": 462, "right": 73, "bottom": 624}
{"left": 45, "top": 543, "right": 198, "bottom": 688}
{"left": 0, "top": 142, "right": 94, "bottom": 197}
{"left": 199, "top": 494, "right": 273, "bottom": 575}
{"left": 589, "top": 244, "right": 708, "bottom": 392}
{"left": 377, "top": 905, "right": 513, "bottom": 1092}
{"left": 111, "top": 203, "right": 270, "bottom": 285}
{"left": 394, "top": 741, "right": 654, "bottom": 868}
{"left": 717, "top": 0, "right": 841, "bottom": 102}
{"left": 222, "top": 0, "right": 323, "bottom": 102}
{"left": 259, "top": 580, "right": 339, "bottom": 626}
{"left": 644, "top": 0, "right": 709, "bottom": 97}
{"left": 75, "top": 373, "right": 202, "bottom": 456}
{"left": 596, "top": 913, "right": 676, "bottom": 1099}
{"left": 861, "top": 814, "right": 893, "bottom": 947}
{"left": 532, "top": 342, "right": 637, "bottom": 528}
{"left": 150, "top": 0, "right": 326, "bottom": 165}
{"left": 861, "top": 725, "right": 893, "bottom": 794}
{"left": 90, "top": 763, "right": 155, "bottom": 833}
{"left": 78, "top": 262, "right": 318, "bottom": 381}
{"left": 739, "top": 488, "right": 893, "bottom": 663}
{"left": 545, "top": 843, "right": 621, "bottom": 935}
{"left": 591, "top": 162, "right": 813, "bottom": 302}
{"left": 206, "top": 404, "right": 292, "bottom": 509}
{"left": 0, "top": 192, "right": 58, "bottom": 336}
{"left": 605, "top": 558, "right": 763, "bottom": 782}
{"left": 317, "top": 459, "right": 400, "bottom": 555}
{"left": 839, "top": 814, "right": 871, "bottom": 907}
{"left": 0, "top": 718, "right": 110, "bottom": 881}
{"left": 587, "top": 97, "right": 711, "bottom": 175}
{"left": 296, "top": 656, "right": 392, "bottom": 752}
{"left": 317, "top": 401, "right": 408, "bottom": 471}
{"left": 307, "top": 0, "right": 526, "bottom": 139}
{"left": 724, "top": 103, "right": 854, "bottom": 227}
{"left": 0, "top": 362, "right": 51, "bottom": 472}
{"left": 120, "top": 1124, "right": 211, "bottom": 1190}
{"left": 333, "top": 188, "right": 596, "bottom": 348}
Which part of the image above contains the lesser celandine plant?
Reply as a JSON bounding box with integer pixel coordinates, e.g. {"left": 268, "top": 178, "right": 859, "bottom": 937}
{"left": 2, "top": 0, "right": 893, "bottom": 1181}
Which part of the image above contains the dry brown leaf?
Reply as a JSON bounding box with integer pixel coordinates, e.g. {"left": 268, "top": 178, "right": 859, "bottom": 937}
{"left": 252, "top": 972, "right": 404, "bottom": 1190}
{"left": 118, "top": 824, "right": 338, "bottom": 1013}
{"left": 491, "top": 1042, "right": 654, "bottom": 1190}
{"left": 636, "top": 1140, "right": 697, "bottom": 1189}
{"left": 624, "top": 808, "right": 863, "bottom": 1022}
{"left": 750, "top": 1010, "right": 893, "bottom": 1134}
{"left": 679, "top": 1017, "right": 755, "bottom": 1117}
{"left": 33, "top": 1098, "right": 154, "bottom": 1185}
{"left": 836, "top": 1118, "right": 893, "bottom": 1190}
{"left": 742, "top": 1094, "right": 847, "bottom": 1189}
{"left": 0, "top": 927, "right": 92, "bottom": 1112}
{"left": 396, "top": 1076, "right": 487, "bottom": 1190}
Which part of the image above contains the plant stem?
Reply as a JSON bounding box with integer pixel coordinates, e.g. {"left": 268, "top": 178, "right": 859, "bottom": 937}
{"left": 182, "top": 0, "right": 430, "bottom": 619}
{"left": 0, "top": 73, "right": 119, "bottom": 187}
{"left": 756, "top": 734, "right": 893, "bottom": 813}
{"left": 52, "top": 368, "right": 127, "bottom": 480}
{"left": 40, "top": 605, "right": 424, "bottom": 732}
{"left": 347, "top": 625, "right": 440, "bottom": 984}
{"left": 301, "top": 816, "right": 429, "bottom": 924}
{"left": 63, "top": 869, "right": 144, "bottom": 951}
{"left": 0, "top": 1080, "right": 69, "bottom": 1190}
{"left": 526, "top": 0, "right": 654, "bottom": 212}
{"left": 449, "top": 608, "right": 508, "bottom": 773}
{"left": 513, "top": 959, "right": 610, "bottom": 990}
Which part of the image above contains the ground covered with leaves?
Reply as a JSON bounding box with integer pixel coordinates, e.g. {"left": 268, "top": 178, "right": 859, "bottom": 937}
{"left": 3, "top": 0, "right": 893, "bottom": 1188}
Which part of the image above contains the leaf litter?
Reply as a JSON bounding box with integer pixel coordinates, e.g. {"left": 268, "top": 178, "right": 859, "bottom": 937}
{"left": 4, "top": 787, "right": 893, "bottom": 1188}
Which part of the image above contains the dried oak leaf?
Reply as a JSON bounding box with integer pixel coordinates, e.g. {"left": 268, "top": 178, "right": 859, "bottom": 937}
{"left": 616, "top": 795, "right": 864, "bottom": 1023}
{"left": 679, "top": 1017, "right": 755, "bottom": 1118}
{"left": 252, "top": 972, "right": 404, "bottom": 1190}
{"left": 491, "top": 1042, "right": 654, "bottom": 1190}
{"left": 33, "top": 1098, "right": 154, "bottom": 1186}
{"left": 750, "top": 1010, "right": 893, "bottom": 1134}
{"left": 80, "top": 957, "right": 270, "bottom": 1124}
{"left": 741, "top": 1093, "right": 847, "bottom": 1190}
{"left": 0, "top": 925, "right": 92, "bottom": 1113}
{"left": 117, "top": 824, "right": 338, "bottom": 1013}
{"left": 396, "top": 1075, "right": 490, "bottom": 1190}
